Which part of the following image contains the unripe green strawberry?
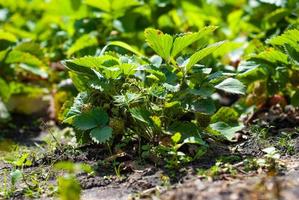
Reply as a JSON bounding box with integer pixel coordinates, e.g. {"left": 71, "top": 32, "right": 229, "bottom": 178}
{"left": 109, "top": 118, "right": 125, "bottom": 135}
{"left": 195, "top": 112, "right": 211, "bottom": 128}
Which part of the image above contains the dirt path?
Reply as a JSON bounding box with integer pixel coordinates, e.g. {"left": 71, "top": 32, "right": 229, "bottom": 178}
{"left": 156, "top": 159, "right": 299, "bottom": 200}
{"left": 76, "top": 157, "right": 299, "bottom": 200}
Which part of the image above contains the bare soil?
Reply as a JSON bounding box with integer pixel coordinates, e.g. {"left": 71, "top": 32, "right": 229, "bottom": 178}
{"left": 1, "top": 105, "right": 298, "bottom": 200}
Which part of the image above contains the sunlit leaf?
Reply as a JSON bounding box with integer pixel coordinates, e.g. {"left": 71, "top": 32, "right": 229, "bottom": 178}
{"left": 215, "top": 78, "right": 245, "bottom": 95}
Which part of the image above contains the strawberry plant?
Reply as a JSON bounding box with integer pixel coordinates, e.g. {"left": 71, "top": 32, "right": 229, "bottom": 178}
{"left": 238, "top": 29, "right": 299, "bottom": 107}
{"left": 62, "top": 27, "right": 245, "bottom": 160}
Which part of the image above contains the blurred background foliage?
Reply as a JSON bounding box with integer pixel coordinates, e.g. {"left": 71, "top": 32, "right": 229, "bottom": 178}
{"left": 0, "top": 0, "right": 298, "bottom": 123}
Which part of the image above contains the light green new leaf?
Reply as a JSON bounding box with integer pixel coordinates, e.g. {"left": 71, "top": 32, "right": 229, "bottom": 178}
{"left": 171, "top": 26, "right": 217, "bottom": 58}
{"left": 101, "top": 41, "right": 144, "bottom": 57}
{"left": 19, "top": 64, "right": 48, "bottom": 78}
{"left": 211, "top": 107, "right": 239, "bottom": 124}
{"left": 63, "top": 56, "right": 118, "bottom": 75}
{"left": 0, "top": 78, "right": 10, "bottom": 102}
{"left": 85, "top": 0, "right": 139, "bottom": 13}
{"left": 0, "top": 30, "right": 17, "bottom": 42}
{"left": 119, "top": 63, "right": 137, "bottom": 75}
{"left": 171, "top": 132, "right": 181, "bottom": 143}
{"left": 209, "top": 122, "right": 244, "bottom": 141}
{"left": 144, "top": 28, "right": 173, "bottom": 60}
{"left": 252, "top": 48, "right": 288, "bottom": 64}
{"left": 6, "top": 50, "right": 44, "bottom": 67}
{"left": 84, "top": 0, "right": 110, "bottom": 12}
{"left": 186, "top": 41, "right": 225, "bottom": 71}
{"left": 14, "top": 42, "right": 44, "bottom": 59}
{"left": 90, "top": 126, "right": 113, "bottom": 144}
{"left": 214, "top": 78, "right": 245, "bottom": 95}
{"left": 267, "top": 29, "right": 299, "bottom": 51}
{"left": 67, "top": 34, "right": 98, "bottom": 57}
{"left": 5, "top": 50, "right": 48, "bottom": 78}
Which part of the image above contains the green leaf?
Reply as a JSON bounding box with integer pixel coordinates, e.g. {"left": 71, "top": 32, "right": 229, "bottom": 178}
{"left": 209, "top": 122, "right": 244, "bottom": 141}
{"left": 169, "top": 122, "right": 201, "bottom": 139}
{"left": 5, "top": 50, "right": 41, "bottom": 65}
{"left": 119, "top": 63, "right": 137, "bottom": 76}
{"left": 73, "top": 107, "right": 109, "bottom": 130}
{"left": 90, "top": 126, "right": 113, "bottom": 144}
{"left": 144, "top": 28, "right": 173, "bottom": 60}
{"left": 5, "top": 50, "right": 48, "bottom": 78}
{"left": 84, "top": 0, "right": 139, "bottom": 14}
{"left": 129, "top": 107, "right": 151, "bottom": 124}
{"left": 211, "top": 107, "right": 239, "bottom": 124}
{"left": 0, "top": 48, "right": 10, "bottom": 61}
{"left": 67, "top": 34, "right": 98, "bottom": 57}
{"left": 251, "top": 48, "right": 288, "bottom": 64}
{"left": 291, "top": 90, "right": 299, "bottom": 107}
{"left": 284, "top": 44, "right": 299, "bottom": 66}
{"left": 0, "top": 78, "right": 10, "bottom": 102}
{"left": 186, "top": 41, "right": 225, "bottom": 71}
{"left": 214, "top": 78, "right": 245, "bottom": 95}
{"left": 64, "top": 92, "right": 89, "bottom": 123}
{"left": 10, "top": 169, "right": 23, "bottom": 186}
{"left": 57, "top": 176, "right": 81, "bottom": 200}
{"left": 0, "top": 30, "right": 17, "bottom": 42}
{"left": 171, "top": 26, "right": 217, "bottom": 58}
{"left": 237, "top": 61, "right": 267, "bottom": 83}
{"left": 101, "top": 41, "right": 143, "bottom": 57}
{"left": 84, "top": 0, "right": 110, "bottom": 12}
{"left": 264, "top": 8, "right": 290, "bottom": 24}
{"left": 0, "top": 99, "right": 10, "bottom": 123}
{"left": 187, "top": 99, "right": 216, "bottom": 115}
{"left": 19, "top": 64, "right": 48, "bottom": 78}
{"left": 73, "top": 112, "right": 98, "bottom": 130}
{"left": 63, "top": 56, "right": 119, "bottom": 75}
{"left": 267, "top": 29, "right": 299, "bottom": 52}
{"left": 171, "top": 132, "right": 181, "bottom": 143}
{"left": 14, "top": 42, "right": 44, "bottom": 59}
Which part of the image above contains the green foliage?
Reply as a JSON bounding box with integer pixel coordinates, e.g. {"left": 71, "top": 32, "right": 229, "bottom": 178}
{"left": 63, "top": 27, "right": 246, "bottom": 163}
{"left": 239, "top": 28, "right": 299, "bottom": 105}
{"left": 57, "top": 176, "right": 81, "bottom": 200}
{"left": 55, "top": 161, "right": 93, "bottom": 200}
{"left": 1, "top": 0, "right": 298, "bottom": 174}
